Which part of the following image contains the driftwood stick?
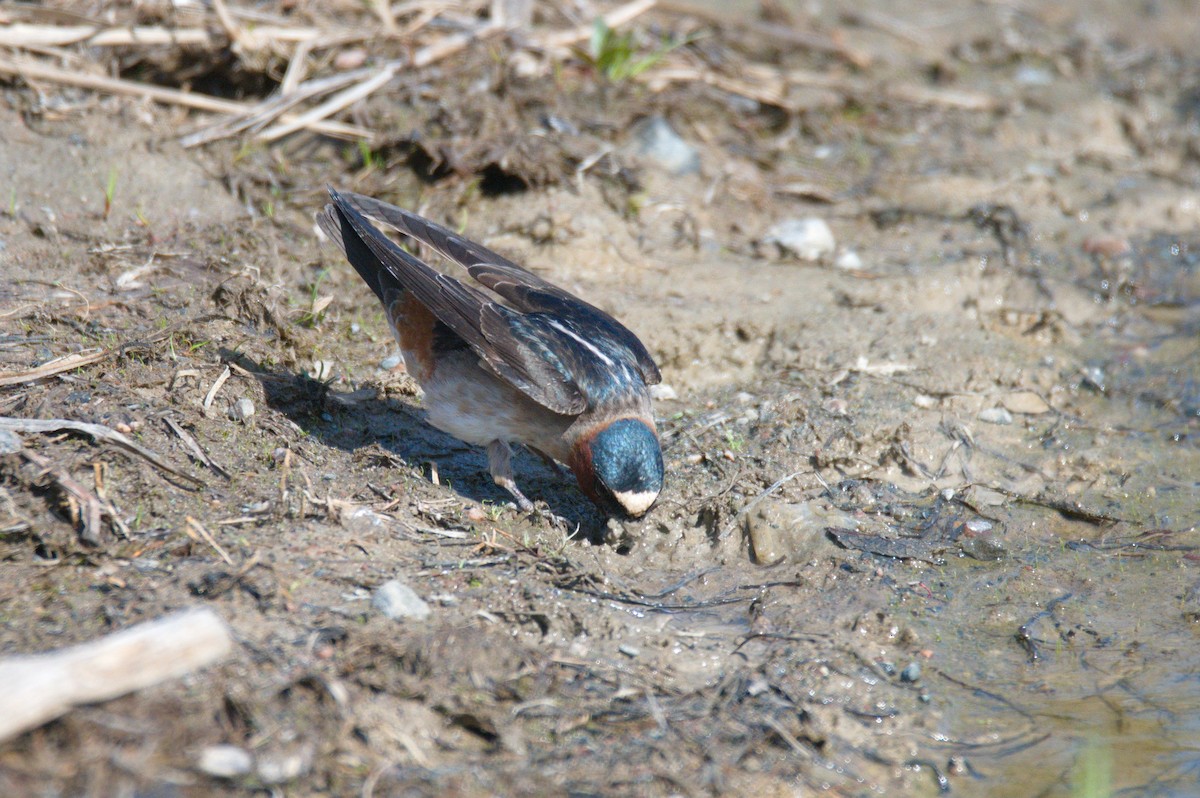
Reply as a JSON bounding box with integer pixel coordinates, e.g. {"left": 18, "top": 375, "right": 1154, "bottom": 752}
{"left": 0, "top": 416, "right": 203, "bottom": 486}
{"left": 0, "top": 56, "right": 371, "bottom": 141}
{"left": 0, "top": 608, "right": 233, "bottom": 743}
{"left": 0, "top": 23, "right": 320, "bottom": 49}
{"left": 0, "top": 349, "right": 113, "bottom": 387}
{"left": 534, "top": 0, "right": 657, "bottom": 49}
{"left": 257, "top": 60, "right": 402, "bottom": 142}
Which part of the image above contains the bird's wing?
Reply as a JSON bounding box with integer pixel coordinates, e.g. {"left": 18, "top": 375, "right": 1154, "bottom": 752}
{"left": 321, "top": 189, "right": 588, "bottom": 415}
{"left": 333, "top": 190, "right": 662, "bottom": 389}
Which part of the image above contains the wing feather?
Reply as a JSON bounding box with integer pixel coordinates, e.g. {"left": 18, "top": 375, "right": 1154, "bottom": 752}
{"left": 334, "top": 191, "right": 661, "bottom": 387}
{"left": 322, "top": 189, "right": 659, "bottom": 415}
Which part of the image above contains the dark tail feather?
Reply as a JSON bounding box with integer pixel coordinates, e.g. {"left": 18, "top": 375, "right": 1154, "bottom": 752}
{"left": 316, "top": 202, "right": 389, "bottom": 304}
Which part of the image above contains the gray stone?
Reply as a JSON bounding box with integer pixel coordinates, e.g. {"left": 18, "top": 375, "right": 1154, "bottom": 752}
{"left": 743, "top": 498, "right": 853, "bottom": 565}
{"left": 230, "top": 397, "right": 255, "bottom": 422}
{"left": 372, "top": 579, "right": 432, "bottom": 620}
{"left": 630, "top": 115, "right": 700, "bottom": 176}
{"left": 978, "top": 406, "right": 1014, "bottom": 425}
{"left": 0, "top": 429, "right": 23, "bottom": 455}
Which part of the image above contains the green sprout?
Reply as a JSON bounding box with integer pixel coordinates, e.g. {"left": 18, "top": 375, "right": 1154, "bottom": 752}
{"left": 581, "top": 18, "right": 691, "bottom": 83}
{"left": 300, "top": 268, "right": 333, "bottom": 328}
{"left": 103, "top": 167, "right": 118, "bottom": 220}
{"left": 357, "top": 140, "right": 382, "bottom": 171}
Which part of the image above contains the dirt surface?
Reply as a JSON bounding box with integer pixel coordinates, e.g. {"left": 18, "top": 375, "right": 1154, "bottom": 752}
{"left": 2, "top": 0, "right": 1199, "bottom": 795}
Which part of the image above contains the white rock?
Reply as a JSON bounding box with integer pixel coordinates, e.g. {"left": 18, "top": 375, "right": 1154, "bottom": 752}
{"left": 763, "top": 218, "right": 836, "bottom": 261}
{"left": 197, "top": 745, "right": 253, "bottom": 779}
{"left": 372, "top": 579, "right": 431, "bottom": 621}
{"left": 256, "top": 748, "right": 312, "bottom": 785}
{"left": 834, "top": 249, "right": 863, "bottom": 270}
{"left": 649, "top": 383, "right": 678, "bottom": 401}
{"left": 379, "top": 353, "right": 403, "bottom": 370}
{"left": 230, "top": 397, "right": 255, "bottom": 422}
{"left": 978, "top": 406, "right": 1014, "bottom": 425}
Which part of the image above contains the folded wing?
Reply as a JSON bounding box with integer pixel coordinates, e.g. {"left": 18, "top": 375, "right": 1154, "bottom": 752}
{"left": 318, "top": 190, "right": 661, "bottom": 415}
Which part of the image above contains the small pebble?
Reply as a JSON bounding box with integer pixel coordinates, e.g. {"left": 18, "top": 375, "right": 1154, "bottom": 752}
{"left": 900, "top": 661, "right": 922, "bottom": 683}
{"left": 1002, "top": 391, "right": 1051, "bottom": 415}
{"left": 256, "top": 749, "right": 311, "bottom": 785}
{"left": 380, "top": 353, "right": 403, "bottom": 370}
{"left": 230, "top": 397, "right": 255, "bottom": 422}
{"left": 334, "top": 48, "right": 367, "bottom": 70}
{"left": 648, "top": 383, "right": 677, "bottom": 401}
{"left": 978, "top": 406, "right": 1013, "bottom": 425}
{"left": 960, "top": 535, "right": 1008, "bottom": 561}
{"left": 746, "top": 678, "right": 770, "bottom": 696}
{"left": 1014, "top": 65, "right": 1053, "bottom": 86}
{"left": 0, "top": 429, "right": 22, "bottom": 455}
{"left": 372, "top": 579, "right": 432, "bottom": 621}
{"left": 618, "top": 644, "right": 641, "bottom": 658}
{"left": 1082, "top": 235, "right": 1131, "bottom": 257}
{"left": 196, "top": 745, "right": 253, "bottom": 779}
{"left": 762, "top": 217, "right": 836, "bottom": 261}
{"left": 835, "top": 249, "right": 863, "bottom": 270}
{"left": 630, "top": 115, "right": 701, "bottom": 176}
{"left": 309, "top": 360, "right": 334, "bottom": 380}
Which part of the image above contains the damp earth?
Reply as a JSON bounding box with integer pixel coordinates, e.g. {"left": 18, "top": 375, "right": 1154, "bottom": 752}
{"left": 1, "top": 0, "right": 1199, "bottom": 795}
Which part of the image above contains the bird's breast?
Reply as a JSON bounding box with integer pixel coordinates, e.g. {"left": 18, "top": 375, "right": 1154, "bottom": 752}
{"left": 421, "top": 352, "right": 575, "bottom": 460}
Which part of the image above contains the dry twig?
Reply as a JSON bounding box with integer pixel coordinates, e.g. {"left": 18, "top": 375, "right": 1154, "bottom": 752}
{"left": 0, "top": 56, "right": 371, "bottom": 141}
{"left": 19, "top": 449, "right": 123, "bottom": 544}
{"left": 0, "top": 416, "right": 203, "bottom": 486}
{"left": 185, "top": 516, "right": 235, "bottom": 565}
{"left": 0, "top": 349, "right": 113, "bottom": 387}
{"left": 164, "top": 416, "right": 232, "bottom": 480}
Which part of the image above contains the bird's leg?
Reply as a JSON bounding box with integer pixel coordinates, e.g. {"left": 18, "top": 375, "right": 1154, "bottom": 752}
{"left": 526, "top": 445, "right": 569, "bottom": 479}
{"left": 487, "top": 440, "right": 534, "bottom": 512}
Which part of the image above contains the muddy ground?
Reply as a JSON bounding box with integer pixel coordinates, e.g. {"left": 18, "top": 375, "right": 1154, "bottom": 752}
{"left": 2, "top": 0, "right": 1199, "bottom": 795}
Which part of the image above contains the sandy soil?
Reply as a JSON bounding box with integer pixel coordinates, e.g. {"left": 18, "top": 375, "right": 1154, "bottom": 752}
{"left": 2, "top": 0, "right": 1199, "bottom": 795}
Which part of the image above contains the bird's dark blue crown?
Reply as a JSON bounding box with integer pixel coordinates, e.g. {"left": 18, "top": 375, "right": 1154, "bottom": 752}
{"left": 590, "top": 418, "right": 664, "bottom": 495}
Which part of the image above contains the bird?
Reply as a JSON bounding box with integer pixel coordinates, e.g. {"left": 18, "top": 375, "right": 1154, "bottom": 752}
{"left": 316, "top": 188, "right": 664, "bottom": 518}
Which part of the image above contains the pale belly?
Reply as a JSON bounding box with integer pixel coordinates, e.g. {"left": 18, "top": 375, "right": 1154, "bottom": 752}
{"left": 419, "top": 353, "right": 575, "bottom": 462}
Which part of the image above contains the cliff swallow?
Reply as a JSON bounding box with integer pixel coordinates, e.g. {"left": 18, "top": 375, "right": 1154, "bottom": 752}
{"left": 316, "top": 189, "right": 664, "bottom": 518}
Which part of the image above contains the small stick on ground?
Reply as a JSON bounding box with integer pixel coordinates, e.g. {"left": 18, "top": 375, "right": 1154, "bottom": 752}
{"left": 202, "top": 365, "right": 231, "bottom": 413}
{"left": 164, "top": 416, "right": 232, "bottom": 480}
{"left": 0, "top": 417, "right": 202, "bottom": 487}
{"left": 0, "top": 349, "right": 113, "bottom": 387}
{"left": 0, "top": 56, "right": 370, "bottom": 141}
{"left": 20, "top": 450, "right": 125, "bottom": 544}
{"left": 185, "top": 516, "right": 235, "bottom": 566}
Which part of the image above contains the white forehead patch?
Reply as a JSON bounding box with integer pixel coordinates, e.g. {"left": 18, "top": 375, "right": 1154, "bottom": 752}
{"left": 613, "top": 489, "right": 659, "bottom": 517}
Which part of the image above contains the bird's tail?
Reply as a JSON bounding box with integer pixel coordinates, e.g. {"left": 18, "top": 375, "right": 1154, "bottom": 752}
{"left": 315, "top": 198, "right": 391, "bottom": 304}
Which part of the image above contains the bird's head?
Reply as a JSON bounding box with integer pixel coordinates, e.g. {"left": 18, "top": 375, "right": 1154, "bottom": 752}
{"left": 571, "top": 417, "right": 663, "bottom": 518}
